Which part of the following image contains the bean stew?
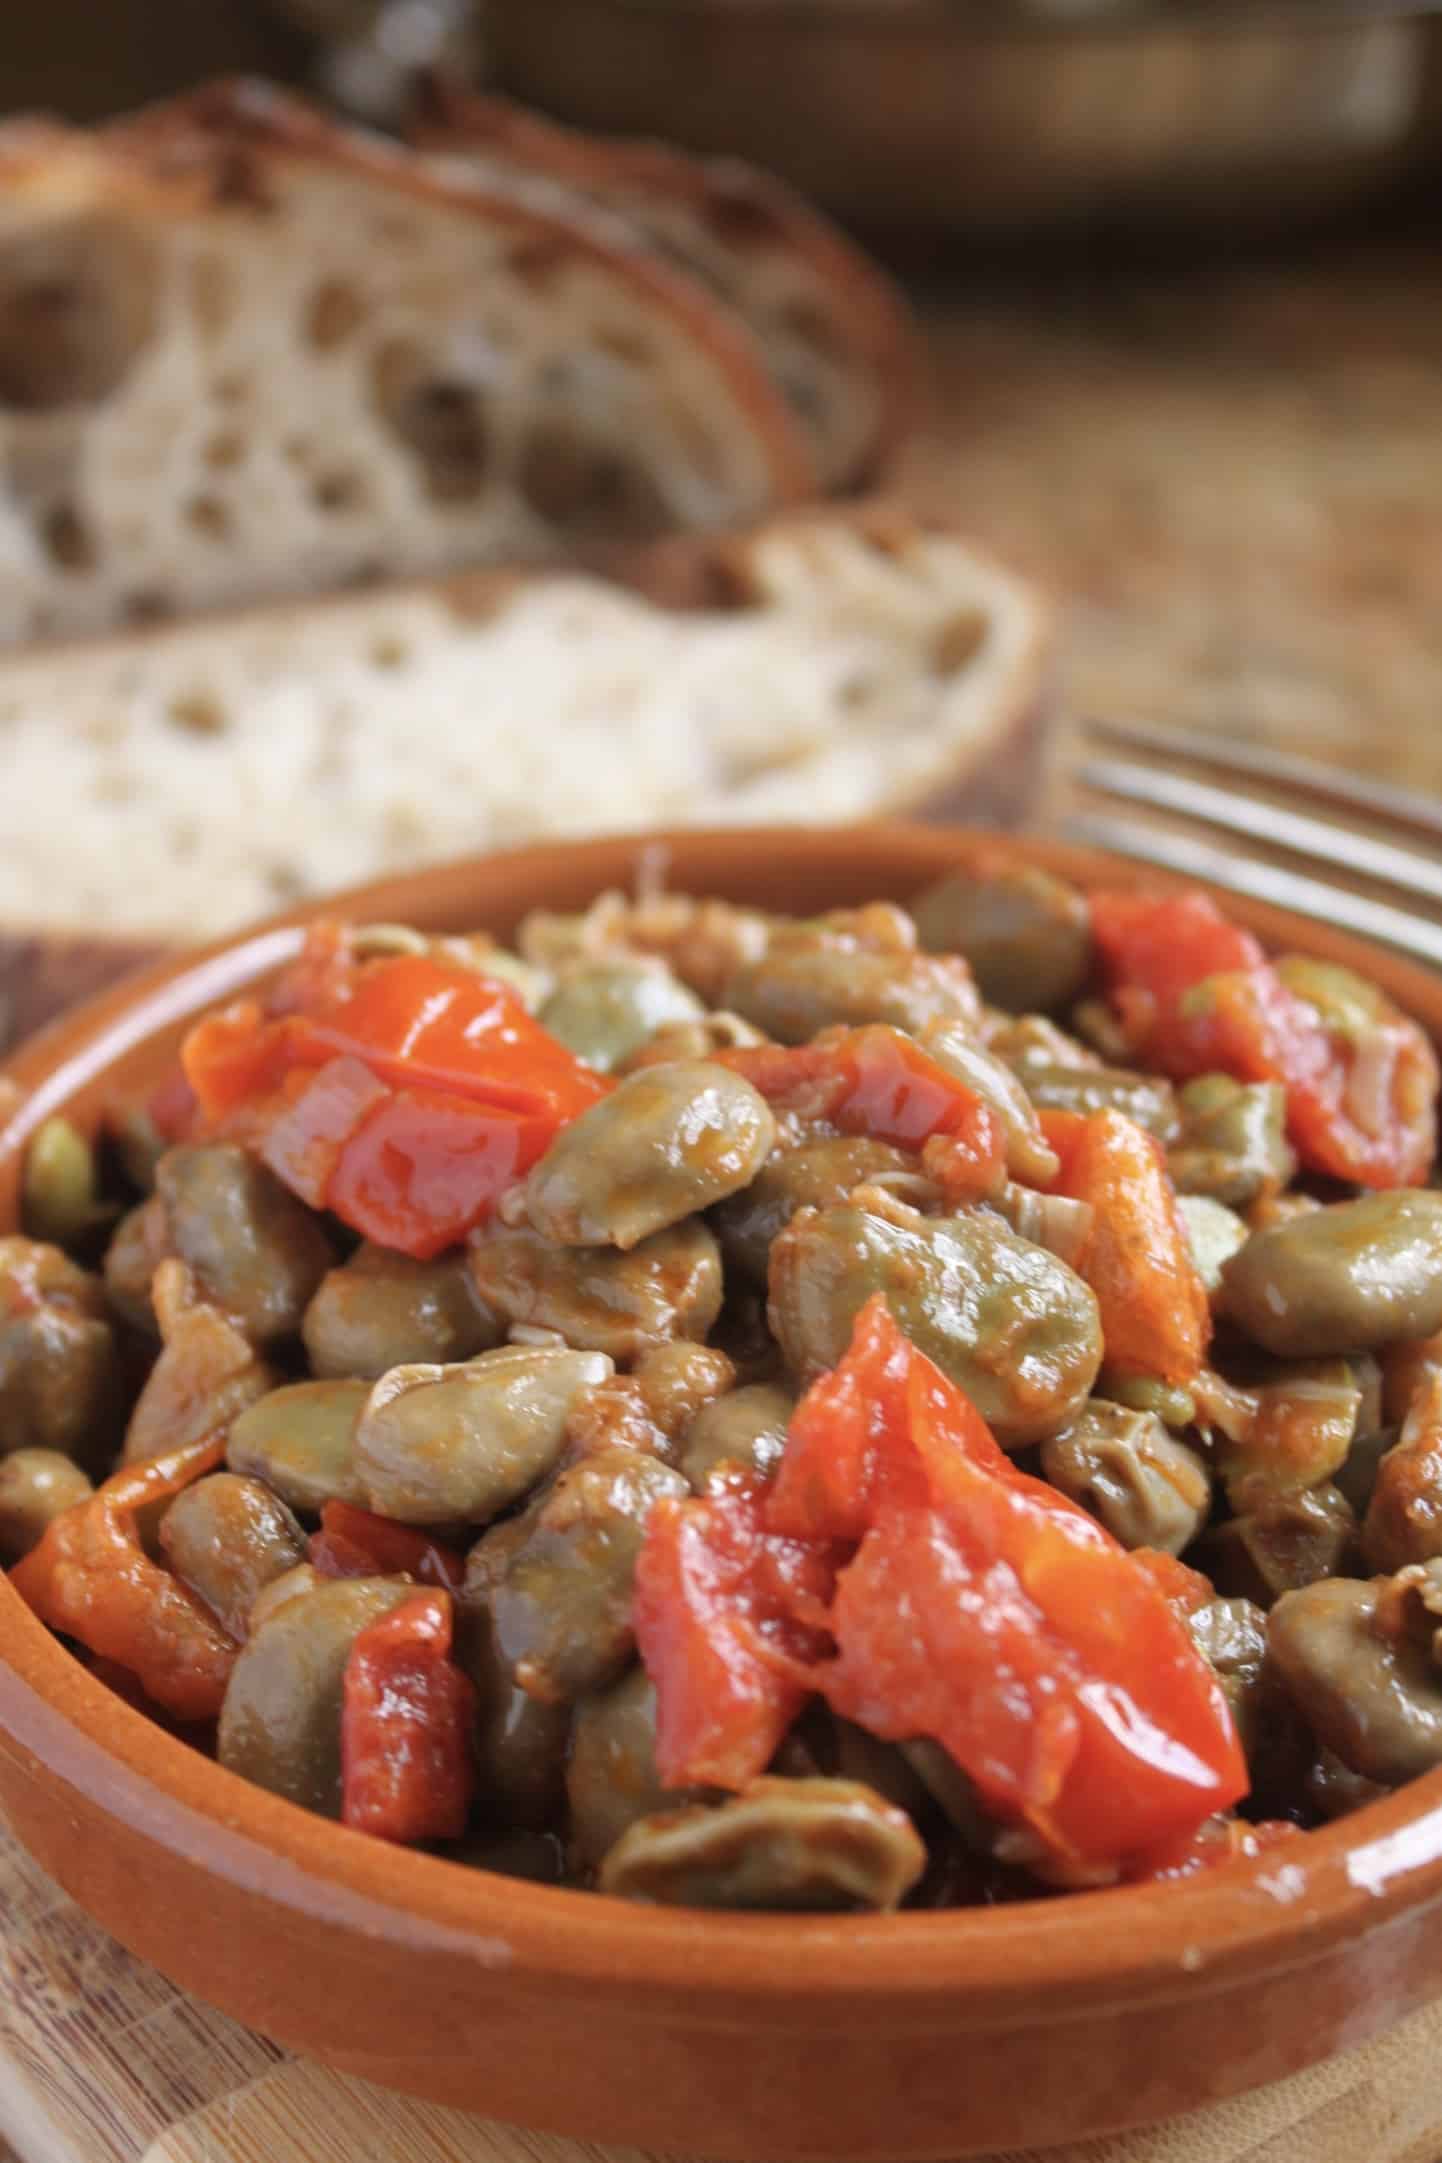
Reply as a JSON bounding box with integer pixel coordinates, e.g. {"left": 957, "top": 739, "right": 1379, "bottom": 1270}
{"left": 7, "top": 867, "right": 1442, "bottom": 1912}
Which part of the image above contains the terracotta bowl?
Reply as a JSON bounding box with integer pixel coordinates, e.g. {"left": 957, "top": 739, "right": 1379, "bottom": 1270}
{"left": 4, "top": 824, "right": 1442, "bottom": 2163}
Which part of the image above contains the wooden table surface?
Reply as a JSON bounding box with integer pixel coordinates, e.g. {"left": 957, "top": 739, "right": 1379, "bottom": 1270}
{"left": 4, "top": 219, "right": 1442, "bottom": 2163}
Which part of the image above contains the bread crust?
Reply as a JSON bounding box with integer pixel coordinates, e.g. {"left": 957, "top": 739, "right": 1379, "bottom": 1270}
{"left": 410, "top": 81, "right": 920, "bottom": 491}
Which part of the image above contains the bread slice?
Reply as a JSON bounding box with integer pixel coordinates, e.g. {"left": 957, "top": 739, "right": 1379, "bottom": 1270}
{"left": 0, "top": 78, "right": 815, "bottom": 646}
{"left": 412, "top": 83, "right": 919, "bottom": 497}
{"left": 0, "top": 506, "right": 1049, "bottom": 941}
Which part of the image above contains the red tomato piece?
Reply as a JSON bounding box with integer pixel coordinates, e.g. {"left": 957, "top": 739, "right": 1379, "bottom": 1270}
{"left": 1040, "top": 1107, "right": 1211, "bottom": 1385}
{"left": 718, "top": 1026, "right": 997, "bottom": 1155}
{"left": 766, "top": 1292, "right": 922, "bottom": 1544}
{"left": 325, "top": 1086, "right": 546, "bottom": 1259}
{"left": 632, "top": 1475, "right": 838, "bottom": 1791}
{"left": 760, "top": 1298, "right": 1246, "bottom": 1872}
{"left": 258, "top": 1055, "right": 391, "bottom": 1209}
{"left": 310, "top": 1502, "right": 466, "bottom": 1593}
{"left": 9, "top": 1437, "right": 236, "bottom": 1722}
{"left": 1090, "top": 888, "right": 1437, "bottom": 1189}
{"left": 341, "top": 1589, "right": 475, "bottom": 1844}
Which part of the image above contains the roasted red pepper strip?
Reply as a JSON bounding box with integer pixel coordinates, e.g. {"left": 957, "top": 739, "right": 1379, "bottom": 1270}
{"left": 340, "top": 1588, "right": 476, "bottom": 1844}
{"left": 717, "top": 1025, "right": 997, "bottom": 1156}
{"left": 1040, "top": 1106, "right": 1211, "bottom": 1385}
{"left": 1090, "top": 888, "right": 1437, "bottom": 1188}
{"left": 310, "top": 1501, "right": 466, "bottom": 1593}
{"left": 632, "top": 1474, "right": 838, "bottom": 1791}
{"left": 1129, "top": 1548, "right": 1218, "bottom": 1622}
{"left": 9, "top": 1437, "right": 236, "bottom": 1720}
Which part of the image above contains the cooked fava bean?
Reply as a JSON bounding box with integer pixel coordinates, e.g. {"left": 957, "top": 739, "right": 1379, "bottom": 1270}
{"left": 1041, "top": 1403, "right": 1210, "bottom": 1554}
{"left": 769, "top": 1204, "right": 1102, "bottom": 1445}
{"left": 217, "top": 1577, "right": 411, "bottom": 1813}
{"left": 22, "top": 1118, "right": 108, "bottom": 1248}
{"left": 103, "top": 1198, "right": 170, "bottom": 1332}
{"left": 1187, "top": 1598, "right": 1266, "bottom": 1728}
{"left": 1098, "top": 1370, "right": 1197, "bottom": 1430}
{"left": 519, "top": 892, "right": 771, "bottom": 1007}
{"left": 155, "top": 1146, "right": 335, "bottom": 1343}
{"left": 355, "top": 1347, "right": 612, "bottom": 1525}
{"left": 598, "top": 1777, "right": 927, "bottom": 1911}
{"left": 1334, "top": 1423, "right": 1398, "bottom": 1518}
{"left": 723, "top": 909, "right": 979, "bottom": 1045}
{"left": 1177, "top": 1196, "right": 1249, "bottom": 1296}
{"left": 0, "top": 1237, "right": 119, "bottom": 1463}
{"left": 911, "top": 864, "right": 1092, "bottom": 1015}
{"left": 540, "top": 959, "right": 705, "bottom": 1072}
{"left": 916, "top": 1022, "right": 1059, "bottom": 1188}
{"left": 1306, "top": 1746, "right": 1389, "bottom": 1821}
{"left": 469, "top": 1220, "right": 723, "bottom": 1361}
{"left": 1268, "top": 1575, "right": 1442, "bottom": 1786}
{"left": 567, "top": 1666, "right": 698, "bottom": 1868}
{"left": 159, "top": 1474, "right": 306, "bottom": 1640}
{"left": 1168, "top": 1077, "right": 1295, "bottom": 1210}
{"left": 1363, "top": 1372, "right": 1442, "bottom": 1575}
{"left": 632, "top": 1342, "right": 735, "bottom": 1442}
{"left": 0, "top": 1449, "right": 93, "bottom": 1561}
{"left": 1383, "top": 1329, "right": 1442, "bottom": 1426}
{"left": 713, "top": 1137, "right": 914, "bottom": 1287}
{"left": 990, "top": 1184, "right": 1093, "bottom": 1270}
{"left": 227, "top": 1378, "right": 370, "bottom": 1513}
{"left": 1218, "top": 1360, "right": 1361, "bottom": 1511}
{"left": 1222, "top": 1192, "right": 1442, "bottom": 1358}
{"left": 456, "top": 1592, "right": 571, "bottom": 1828}
{"left": 1197, "top": 1482, "right": 1355, "bottom": 1607}
{"left": 524, "top": 1063, "right": 775, "bottom": 1250}
{"left": 123, "top": 1262, "right": 274, "bottom": 1465}
{"left": 1018, "top": 1064, "right": 1181, "bottom": 1145}
{"left": 302, "top": 1242, "right": 497, "bottom": 1380}
{"left": 680, "top": 1383, "right": 794, "bottom": 1488}
{"left": 987, "top": 1014, "right": 1100, "bottom": 1075}
{"left": 488, "top": 1449, "right": 689, "bottom": 1701}
{"left": 1186, "top": 1595, "right": 1309, "bottom": 1806}
{"left": 617, "top": 1011, "right": 767, "bottom": 1075}
{"left": 249, "top": 1562, "right": 323, "bottom": 1634}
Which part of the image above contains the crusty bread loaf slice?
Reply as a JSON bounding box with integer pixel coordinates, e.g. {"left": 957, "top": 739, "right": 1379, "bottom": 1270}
{"left": 0, "top": 507, "right": 1048, "bottom": 941}
{"left": 412, "top": 83, "right": 919, "bottom": 496}
{"left": 0, "top": 78, "right": 815, "bottom": 647}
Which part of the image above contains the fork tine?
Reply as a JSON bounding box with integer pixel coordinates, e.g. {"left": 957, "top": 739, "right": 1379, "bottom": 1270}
{"left": 1074, "top": 757, "right": 1442, "bottom": 913}
{"left": 1082, "top": 716, "right": 1442, "bottom": 845}
{"left": 1060, "top": 812, "right": 1442, "bottom": 970}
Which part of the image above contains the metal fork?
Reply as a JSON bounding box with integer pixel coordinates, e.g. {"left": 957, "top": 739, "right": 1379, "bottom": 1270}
{"left": 1056, "top": 717, "right": 1442, "bottom": 971}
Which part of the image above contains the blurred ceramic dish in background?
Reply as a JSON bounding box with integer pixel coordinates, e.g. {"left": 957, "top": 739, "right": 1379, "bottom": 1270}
{"left": 482, "top": 0, "right": 1442, "bottom": 235}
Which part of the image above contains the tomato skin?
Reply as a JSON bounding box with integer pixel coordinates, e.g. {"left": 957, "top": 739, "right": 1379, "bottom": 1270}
{"left": 9, "top": 1438, "right": 235, "bottom": 1721}
{"left": 324, "top": 1088, "right": 545, "bottom": 1260}
{"left": 636, "top": 1298, "right": 1247, "bottom": 1869}
{"left": 1090, "top": 888, "right": 1438, "bottom": 1189}
{"left": 717, "top": 1026, "right": 996, "bottom": 1155}
{"left": 309, "top": 1502, "right": 466, "bottom": 1593}
{"left": 178, "top": 933, "right": 609, "bottom": 1256}
{"left": 632, "top": 1475, "right": 837, "bottom": 1791}
{"left": 1040, "top": 1107, "right": 1211, "bottom": 1386}
{"left": 341, "top": 1589, "right": 475, "bottom": 1844}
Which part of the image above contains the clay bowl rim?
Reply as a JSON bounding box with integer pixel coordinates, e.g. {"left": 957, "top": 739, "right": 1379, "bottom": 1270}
{"left": 4, "top": 819, "right": 1442, "bottom": 2035}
